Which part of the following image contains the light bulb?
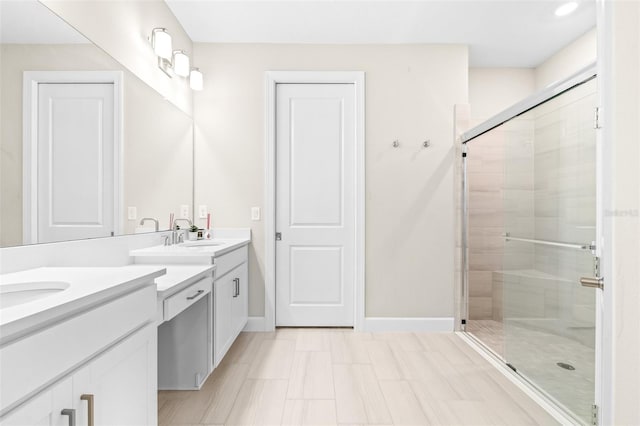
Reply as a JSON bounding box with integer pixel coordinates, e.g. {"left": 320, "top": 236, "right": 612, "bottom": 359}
{"left": 152, "top": 28, "right": 172, "bottom": 60}
{"left": 173, "top": 51, "right": 190, "bottom": 77}
{"left": 190, "top": 68, "right": 203, "bottom": 91}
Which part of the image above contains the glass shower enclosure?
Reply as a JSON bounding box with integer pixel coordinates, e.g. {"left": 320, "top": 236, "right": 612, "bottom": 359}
{"left": 462, "top": 67, "right": 600, "bottom": 424}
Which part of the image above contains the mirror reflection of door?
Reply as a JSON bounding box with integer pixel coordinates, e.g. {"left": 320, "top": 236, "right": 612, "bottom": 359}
{"left": 26, "top": 79, "right": 118, "bottom": 244}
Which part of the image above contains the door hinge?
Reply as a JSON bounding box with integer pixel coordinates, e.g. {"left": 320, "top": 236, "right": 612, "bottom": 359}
{"left": 594, "top": 256, "right": 601, "bottom": 278}
{"left": 591, "top": 404, "right": 599, "bottom": 425}
{"left": 594, "top": 107, "right": 602, "bottom": 129}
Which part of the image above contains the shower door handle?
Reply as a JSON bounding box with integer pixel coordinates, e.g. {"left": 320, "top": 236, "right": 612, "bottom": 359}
{"left": 580, "top": 276, "right": 604, "bottom": 290}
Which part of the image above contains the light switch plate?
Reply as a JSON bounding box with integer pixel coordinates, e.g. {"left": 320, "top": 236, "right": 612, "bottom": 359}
{"left": 198, "top": 205, "right": 208, "bottom": 219}
{"left": 127, "top": 206, "right": 137, "bottom": 220}
{"left": 251, "top": 207, "right": 261, "bottom": 221}
{"left": 180, "top": 204, "right": 189, "bottom": 219}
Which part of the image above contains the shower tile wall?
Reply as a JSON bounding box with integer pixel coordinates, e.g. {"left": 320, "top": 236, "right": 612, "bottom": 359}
{"left": 467, "top": 122, "right": 534, "bottom": 322}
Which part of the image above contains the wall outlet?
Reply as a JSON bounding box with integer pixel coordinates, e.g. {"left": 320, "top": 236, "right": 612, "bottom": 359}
{"left": 251, "top": 207, "right": 261, "bottom": 221}
{"left": 180, "top": 204, "right": 189, "bottom": 219}
{"left": 198, "top": 205, "right": 208, "bottom": 219}
{"left": 127, "top": 206, "right": 137, "bottom": 220}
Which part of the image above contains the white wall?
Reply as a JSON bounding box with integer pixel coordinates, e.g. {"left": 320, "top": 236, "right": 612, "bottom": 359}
{"left": 40, "top": 0, "right": 193, "bottom": 116}
{"left": 193, "top": 44, "right": 468, "bottom": 319}
{"left": 535, "top": 28, "right": 597, "bottom": 90}
{"left": 468, "top": 68, "right": 535, "bottom": 122}
{"left": 602, "top": 1, "right": 640, "bottom": 423}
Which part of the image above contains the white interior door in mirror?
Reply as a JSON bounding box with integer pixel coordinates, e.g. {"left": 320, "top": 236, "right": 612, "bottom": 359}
{"left": 36, "top": 83, "right": 115, "bottom": 243}
{"left": 275, "top": 83, "right": 355, "bottom": 326}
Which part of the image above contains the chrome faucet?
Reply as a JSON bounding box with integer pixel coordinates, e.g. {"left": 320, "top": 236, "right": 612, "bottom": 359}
{"left": 139, "top": 217, "right": 159, "bottom": 231}
{"left": 172, "top": 218, "right": 192, "bottom": 244}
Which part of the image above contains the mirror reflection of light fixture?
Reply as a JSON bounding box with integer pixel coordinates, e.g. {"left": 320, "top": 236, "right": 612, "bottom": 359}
{"left": 190, "top": 68, "right": 203, "bottom": 91}
{"left": 149, "top": 27, "right": 203, "bottom": 90}
{"left": 173, "top": 50, "right": 190, "bottom": 77}
{"left": 151, "top": 28, "right": 172, "bottom": 60}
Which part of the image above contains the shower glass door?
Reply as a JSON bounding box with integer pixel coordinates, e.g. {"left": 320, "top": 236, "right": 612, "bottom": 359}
{"left": 502, "top": 78, "right": 598, "bottom": 424}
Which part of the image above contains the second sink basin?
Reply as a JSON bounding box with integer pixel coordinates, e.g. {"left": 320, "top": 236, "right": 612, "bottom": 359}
{"left": 181, "top": 240, "right": 225, "bottom": 247}
{"left": 0, "top": 281, "right": 70, "bottom": 309}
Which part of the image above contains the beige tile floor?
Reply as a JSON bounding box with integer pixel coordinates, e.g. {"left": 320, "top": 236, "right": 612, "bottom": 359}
{"left": 158, "top": 328, "right": 559, "bottom": 426}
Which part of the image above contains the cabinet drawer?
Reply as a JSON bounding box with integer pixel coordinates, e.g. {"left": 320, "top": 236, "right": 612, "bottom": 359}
{"left": 163, "top": 277, "right": 211, "bottom": 322}
{"left": 215, "top": 245, "right": 248, "bottom": 278}
{"left": 0, "top": 285, "right": 155, "bottom": 415}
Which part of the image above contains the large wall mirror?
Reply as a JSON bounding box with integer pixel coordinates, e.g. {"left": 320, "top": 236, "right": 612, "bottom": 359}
{"left": 0, "top": 0, "right": 193, "bottom": 248}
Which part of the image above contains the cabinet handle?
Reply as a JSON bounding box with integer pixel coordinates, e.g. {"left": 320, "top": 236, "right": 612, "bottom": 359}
{"left": 61, "top": 408, "right": 76, "bottom": 426}
{"left": 187, "top": 289, "right": 205, "bottom": 300}
{"left": 237, "top": 278, "right": 240, "bottom": 296}
{"left": 80, "top": 394, "right": 94, "bottom": 426}
{"left": 233, "top": 278, "right": 239, "bottom": 297}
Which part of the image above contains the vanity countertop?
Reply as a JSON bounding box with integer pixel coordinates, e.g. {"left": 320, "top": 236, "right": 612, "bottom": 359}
{"left": 0, "top": 266, "right": 166, "bottom": 342}
{"left": 153, "top": 264, "right": 216, "bottom": 299}
{"left": 129, "top": 238, "right": 250, "bottom": 258}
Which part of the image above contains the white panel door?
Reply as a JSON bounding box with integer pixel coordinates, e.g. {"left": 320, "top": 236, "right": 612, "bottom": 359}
{"left": 275, "top": 83, "right": 355, "bottom": 326}
{"left": 37, "top": 83, "right": 114, "bottom": 243}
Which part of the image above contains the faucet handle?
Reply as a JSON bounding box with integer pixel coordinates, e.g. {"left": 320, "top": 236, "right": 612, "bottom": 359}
{"left": 162, "top": 235, "right": 170, "bottom": 246}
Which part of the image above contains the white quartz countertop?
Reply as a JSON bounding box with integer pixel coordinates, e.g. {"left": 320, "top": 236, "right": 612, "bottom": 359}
{"left": 129, "top": 238, "right": 250, "bottom": 258}
{"left": 154, "top": 265, "right": 216, "bottom": 299}
{"left": 0, "top": 266, "right": 166, "bottom": 342}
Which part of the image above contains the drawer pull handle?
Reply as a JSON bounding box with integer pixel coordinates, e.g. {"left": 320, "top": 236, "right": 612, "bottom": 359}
{"left": 80, "top": 394, "right": 94, "bottom": 426}
{"left": 61, "top": 408, "right": 76, "bottom": 426}
{"left": 187, "top": 289, "right": 205, "bottom": 300}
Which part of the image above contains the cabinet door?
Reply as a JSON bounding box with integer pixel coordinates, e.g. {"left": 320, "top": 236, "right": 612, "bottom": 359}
{"left": 214, "top": 273, "right": 234, "bottom": 367}
{"left": 0, "top": 378, "right": 72, "bottom": 426}
{"left": 72, "top": 324, "right": 157, "bottom": 426}
{"left": 231, "top": 262, "right": 249, "bottom": 336}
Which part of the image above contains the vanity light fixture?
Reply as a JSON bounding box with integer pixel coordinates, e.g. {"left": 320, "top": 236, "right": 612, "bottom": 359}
{"left": 190, "top": 68, "right": 204, "bottom": 91}
{"left": 173, "top": 50, "right": 190, "bottom": 77}
{"left": 555, "top": 1, "right": 578, "bottom": 16}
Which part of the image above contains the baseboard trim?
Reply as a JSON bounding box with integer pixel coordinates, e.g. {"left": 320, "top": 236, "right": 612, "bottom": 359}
{"left": 243, "top": 316, "right": 266, "bottom": 332}
{"left": 363, "top": 317, "right": 454, "bottom": 332}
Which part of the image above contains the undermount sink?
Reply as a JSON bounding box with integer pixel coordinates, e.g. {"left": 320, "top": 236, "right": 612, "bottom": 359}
{"left": 181, "top": 241, "right": 225, "bottom": 248}
{"left": 0, "top": 281, "right": 70, "bottom": 309}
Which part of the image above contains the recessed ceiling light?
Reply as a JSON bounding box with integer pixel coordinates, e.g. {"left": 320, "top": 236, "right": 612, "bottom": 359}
{"left": 555, "top": 1, "right": 579, "bottom": 17}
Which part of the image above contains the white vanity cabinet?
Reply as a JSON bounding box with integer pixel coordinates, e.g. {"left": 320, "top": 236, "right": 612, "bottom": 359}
{"left": 0, "top": 273, "right": 159, "bottom": 426}
{"left": 213, "top": 245, "right": 249, "bottom": 367}
{"left": 1, "top": 325, "right": 156, "bottom": 426}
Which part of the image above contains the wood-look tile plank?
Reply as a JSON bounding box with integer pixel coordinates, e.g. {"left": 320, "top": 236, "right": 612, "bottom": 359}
{"left": 247, "top": 338, "right": 295, "bottom": 379}
{"left": 447, "top": 400, "right": 509, "bottom": 426}
{"left": 351, "top": 364, "right": 393, "bottom": 424}
{"left": 333, "top": 364, "right": 368, "bottom": 424}
{"left": 365, "top": 340, "right": 402, "bottom": 380}
{"left": 295, "top": 330, "right": 331, "bottom": 351}
{"left": 303, "top": 351, "right": 335, "bottom": 399}
{"left": 373, "top": 332, "right": 424, "bottom": 351}
{"left": 302, "top": 400, "right": 338, "bottom": 426}
{"left": 199, "top": 363, "right": 250, "bottom": 424}
{"left": 378, "top": 380, "right": 429, "bottom": 425}
{"left": 281, "top": 400, "right": 304, "bottom": 425}
{"left": 286, "top": 351, "right": 309, "bottom": 399}
{"left": 225, "top": 379, "right": 288, "bottom": 425}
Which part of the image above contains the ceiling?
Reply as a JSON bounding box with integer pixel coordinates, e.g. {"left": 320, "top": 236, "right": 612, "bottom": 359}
{"left": 165, "top": 0, "right": 596, "bottom": 68}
